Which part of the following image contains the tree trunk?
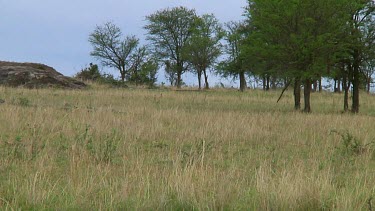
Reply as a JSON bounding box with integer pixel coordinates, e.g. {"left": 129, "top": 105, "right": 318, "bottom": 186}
{"left": 367, "top": 76, "right": 371, "bottom": 93}
{"left": 294, "top": 78, "right": 301, "bottom": 110}
{"left": 304, "top": 79, "right": 312, "bottom": 113}
{"left": 266, "top": 75, "right": 270, "bottom": 91}
{"left": 342, "top": 74, "right": 349, "bottom": 112}
{"left": 352, "top": 70, "right": 360, "bottom": 113}
{"left": 177, "top": 72, "right": 182, "bottom": 88}
{"left": 239, "top": 71, "right": 246, "bottom": 92}
{"left": 352, "top": 52, "right": 360, "bottom": 113}
{"left": 198, "top": 72, "right": 202, "bottom": 90}
{"left": 334, "top": 79, "right": 337, "bottom": 92}
{"left": 176, "top": 61, "right": 184, "bottom": 88}
{"left": 204, "top": 70, "right": 209, "bottom": 89}
{"left": 120, "top": 68, "right": 126, "bottom": 82}
{"left": 312, "top": 80, "right": 317, "bottom": 92}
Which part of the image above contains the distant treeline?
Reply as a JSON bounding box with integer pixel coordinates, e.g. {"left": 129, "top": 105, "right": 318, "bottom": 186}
{"left": 82, "top": 1, "right": 374, "bottom": 113}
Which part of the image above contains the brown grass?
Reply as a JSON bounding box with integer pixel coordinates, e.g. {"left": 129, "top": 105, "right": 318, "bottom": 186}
{"left": 0, "top": 85, "right": 375, "bottom": 210}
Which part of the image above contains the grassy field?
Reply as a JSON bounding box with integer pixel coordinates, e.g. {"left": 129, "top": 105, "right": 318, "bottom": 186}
{"left": 1, "top": 85, "right": 375, "bottom": 210}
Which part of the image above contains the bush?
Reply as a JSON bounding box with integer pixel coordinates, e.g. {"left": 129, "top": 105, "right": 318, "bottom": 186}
{"left": 75, "top": 63, "right": 101, "bottom": 81}
{"left": 98, "top": 73, "right": 128, "bottom": 88}
{"left": 127, "top": 60, "right": 158, "bottom": 87}
{"left": 75, "top": 64, "right": 128, "bottom": 88}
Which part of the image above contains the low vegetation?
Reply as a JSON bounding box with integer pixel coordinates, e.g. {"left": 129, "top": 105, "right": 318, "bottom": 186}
{"left": 1, "top": 85, "right": 375, "bottom": 209}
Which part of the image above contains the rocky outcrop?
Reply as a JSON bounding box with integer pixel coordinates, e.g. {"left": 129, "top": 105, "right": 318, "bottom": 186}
{"left": 0, "top": 61, "right": 86, "bottom": 89}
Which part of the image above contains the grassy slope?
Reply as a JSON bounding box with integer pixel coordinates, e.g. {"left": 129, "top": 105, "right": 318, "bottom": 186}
{"left": 1, "top": 86, "right": 375, "bottom": 210}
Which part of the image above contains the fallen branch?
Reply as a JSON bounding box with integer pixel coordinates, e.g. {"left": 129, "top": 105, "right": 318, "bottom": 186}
{"left": 277, "top": 80, "right": 292, "bottom": 103}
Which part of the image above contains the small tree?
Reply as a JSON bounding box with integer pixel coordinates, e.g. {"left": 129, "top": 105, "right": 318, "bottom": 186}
{"left": 139, "top": 60, "right": 158, "bottom": 86}
{"left": 164, "top": 60, "right": 178, "bottom": 86}
{"left": 128, "top": 47, "right": 159, "bottom": 86}
{"left": 75, "top": 63, "right": 101, "bottom": 81}
{"left": 89, "top": 22, "right": 139, "bottom": 81}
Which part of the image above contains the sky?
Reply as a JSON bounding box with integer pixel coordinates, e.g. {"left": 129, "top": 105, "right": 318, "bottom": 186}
{"left": 0, "top": 0, "right": 247, "bottom": 86}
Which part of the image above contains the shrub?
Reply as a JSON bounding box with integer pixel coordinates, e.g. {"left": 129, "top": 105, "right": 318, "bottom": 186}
{"left": 98, "top": 73, "right": 128, "bottom": 88}
{"left": 75, "top": 63, "right": 101, "bottom": 81}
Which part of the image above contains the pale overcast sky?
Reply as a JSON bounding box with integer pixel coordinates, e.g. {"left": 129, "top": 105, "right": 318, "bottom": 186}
{"left": 0, "top": 0, "right": 247, "bottom": 85}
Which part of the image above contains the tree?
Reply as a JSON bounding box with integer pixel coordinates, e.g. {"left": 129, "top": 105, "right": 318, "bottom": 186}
{"left": 327, "top": 0, "right": 375, "bottom": 112}
{"left": 217, "top": 21, "right": 248, "bottom": 92}
{"left": 184, "top": 14, "right": 224, "bottom": 89}
{"left": 89, "top": 22, "right": 139, "bottom": 81}
{"left": 145, "top": 6, "right": 197, "bottom": 88}
{"left": 345, "top": 0, "right": 375, "bottom": 113}
{"left": 246, "top": 0, "right": 350, "bottom": 112}
{"left": 364, "top": 59, "right": 375, "bottom": 93}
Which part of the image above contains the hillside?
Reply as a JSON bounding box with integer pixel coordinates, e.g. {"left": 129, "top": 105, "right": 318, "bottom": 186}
{"left": 0, "top": 61, "right": 85, "bottom": 89}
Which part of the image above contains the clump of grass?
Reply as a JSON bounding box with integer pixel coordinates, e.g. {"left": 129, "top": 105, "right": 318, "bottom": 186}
{"left": 330, "top": 129, "right": 374, "bottom": 157}
{"left": 82, "top": 126, "right": 119, "bottom": 164}
{"left": 4, "top": 135, "right": 25, "bottom": 160}
{"left": 10, "top": 96, "right": 31, "bottom": 107}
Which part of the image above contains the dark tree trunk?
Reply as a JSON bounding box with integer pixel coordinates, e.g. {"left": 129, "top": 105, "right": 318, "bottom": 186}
{"left": 176, "top": 61, "right": 184, "bottom": 88}
{"left": 120, "top": 68, "right": 126, "bottom": 82}
{"left": 266, "top": 75, "right": 270, "bottom": 91}
{"left": 352, "top": 70, "right": 360, "bottom": 113}
{"left": 312, "top": 80, "right": 317, "bottom": 92}
{"left": 304, "top": 79, "right": 312, "bottom": 113}
{"left": 198, "top": 72, "right": 202, "bottom": 90}
{"left": 294, "top": 78, "right": 301, "bottom": 110}
{"left": 119, "top": 64, "right": 126, "bottom": 82}
{"left": 367, "top": 76, "right": 371, "bottom": 93}
{"left": 352, "top": 52, "right": 360, "bottom": 113}
{"left": 177, "top": 72, "right": 182, "bottom": 88}
{"left": 342, "top": 74, "right": 349, "bottom": 112}
{"left": 204, "top": 70, "right": 209, "bottom": 89}
{"left": 334, "top": 79, "right": 337, "bottom": 92}
{"left": 239, "top": 71, "right": 246, "bottom": 92}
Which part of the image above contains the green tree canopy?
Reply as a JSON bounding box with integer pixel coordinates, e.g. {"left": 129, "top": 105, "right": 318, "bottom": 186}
{"left": 184, "top": 14, "right": 224, "bottom": 89}
{"left": 244, "top": 0, "right": 355, "bottom": 112}
{"left": 217, "top": 21, "right": 249, "bottom": 91}
{"left": 144, "top": 6, "right": 197, "bottom": 88}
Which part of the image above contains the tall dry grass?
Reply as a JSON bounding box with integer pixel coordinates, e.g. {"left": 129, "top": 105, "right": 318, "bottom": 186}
{"left": 0, "top": 85, "right": 375, "bottom": 210}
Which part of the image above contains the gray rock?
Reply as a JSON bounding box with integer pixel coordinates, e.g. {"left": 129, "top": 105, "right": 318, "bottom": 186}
{"left": 0, "top": 99, "right": 4, "bottom": 104}
{"left": 0, "top": 61, "right": 86, "bottom": 89}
